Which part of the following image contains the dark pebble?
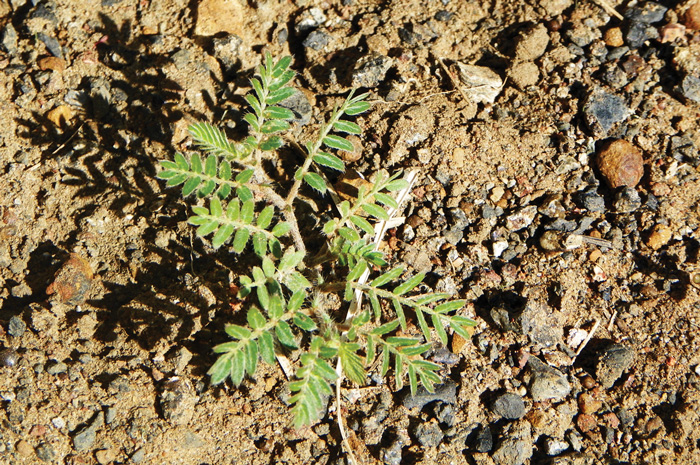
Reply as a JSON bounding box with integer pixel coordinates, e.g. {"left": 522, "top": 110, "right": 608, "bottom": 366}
{"left": 596, "top": 343, "right": 634, "bottom": 388}
{"left": 433, "top": 403, "right": 456, "bottom": 427}
{"left": 607, "top": 46, "right": 630, "bottom": 61}
{"left": 380, "top": 437, "right": 403, "bottom": 465}
{"left": 492, "top": 392, "right": 526, "bottom": 420}
{"left": 474, "top": 424, "right": 493, "bottom": 452}
{"left": 527, "top": 356, "right": 571, "bottom": 402}
{"left": 36, "top": 32, "right": 63, "bottom": 59}
{"left": 35, "top": 442, "right": 55, "bottom": 462}
{"left": 583, "top": 88, "right": 630, "bottom": 135}
{"left": 613, "top": 187, "right": 641, "bottom": 213}
{"left": 402, "top": 380, "right": 457, "bottom": 409}
{"left": 8, "top": 315, "right": 26, "bottom": 337}
{"left": 624, "top": 21, "right": 659, "bottom": 49}
{"left": 435, "top": 10, "right": 454, "bottom": 22}
{"left": 1, "top": 23, "right": 18, "bottom": 55}
{"left": 413, "top": 420, "right": 444, "bottom": 448}
{"left": 448, "top": 207, "right": 470, "bottom": 229}
{"left": 546, "top": 218, "right": 578, "bottom": 232}
{"left": 30, "top": 3, "right": 58, "bottom": 23}
{"left": 278, "top": 88, "right": 312, "bottom": 126}
{"left": 352, "top": 53, "right": 392, "bottom": 88}
{"left": 102, "top": 0, "right": 124, "bottom": 6}
{"left": 0, "top": 348, "right": 19, "bottom": 367}
{"left": 624, "top": 2, "right": 668, "bottom": 23}
{"left": 73, "top": 411, "right": 104, "bottom": 452}
{"left": 303, "top": 30, "right": 331, "bottom": 50}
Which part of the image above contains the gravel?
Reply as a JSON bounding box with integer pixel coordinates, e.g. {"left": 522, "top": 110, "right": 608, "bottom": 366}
{"left": 527, "top": 356, "right": 571, "bottom": 402}
{"left": 492, "top": 392, "right": 527, "bottom": 420}
{"left": 596, "top": 343, "right": 635, "bottom": 388}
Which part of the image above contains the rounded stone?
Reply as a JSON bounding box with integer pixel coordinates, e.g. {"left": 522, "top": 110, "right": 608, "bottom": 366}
{"left": 603, "top": 27, "right": 624, "bottom": 47}
{"left": 596, "top": 140, "right": 644, "bottom": 188}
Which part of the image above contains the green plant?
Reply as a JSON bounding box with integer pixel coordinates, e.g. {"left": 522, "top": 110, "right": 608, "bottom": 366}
{"left": 157, "top": 53, "right": 476, "bottom": 427}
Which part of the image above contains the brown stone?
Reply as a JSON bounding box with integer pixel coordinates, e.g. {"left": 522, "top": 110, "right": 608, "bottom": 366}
{"left": 603, "top": 27, "right": 624, "bottom": 47}
{"left": 646, "top": 224, "right": 673, "bottom": 250}
{"left": 38, "top": 56, "right": 66, "bottom": 72}
{"left": 576, "top": 413, "right": 598, "bottom": 433}
{"left": 578, "top": 392, "right": 602, "bottom": 415}
{"left": 596, "top": 139, "right": 644, "bottom": 188}
{"left": 16, "top": 440, "right": 33, "bottom": 456}
{"left": 46, "top": 254, "right": 94, "bottom": 305}
{"left": 683, "top": 1, "right": 700, "bottom": 30}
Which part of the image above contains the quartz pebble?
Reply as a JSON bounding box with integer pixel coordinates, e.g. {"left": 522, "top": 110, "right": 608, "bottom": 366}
{"left": 596, "top": 140, "right": 644, "bottom": 188}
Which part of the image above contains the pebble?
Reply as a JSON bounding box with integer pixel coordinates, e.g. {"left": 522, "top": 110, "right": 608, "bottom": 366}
{"left": 492, "top": 392, "right": 527, "bottom": 420}
{"left": 514, "top": 24, "right": 549, "bottom": 61}
{"left": 613, "top": 187, "right": 642, "bottom": 213}
{"left": 492, "top": 421, "right": 533, "bottom": 465}
{"left": 452, "top": 62, "right": 503, "bottom": 104}
{"left": 8, "top": 315, "right": 27, "bottom": 337}
{"left": 159, "top": 377, "right": 198, "bottom": 426}
{"left": 444, "top": 228, "right": 463, "bottom": 245}
{"left": 544, "top": 437, "right": 569, "bottom": 455}
{"left": 0, "top": 348, "right": 18, "bottom": 367}
{"left": 603, "top": 27, "right": 624, "bottom": 47}
{"left": 131, "top": 448, "right": 146, "bottom": 463}
{"left": 401, "top": 380, "right": 457, "bottom": 410}
{"left": 678, "top": 75, "right": 700, "bottom": 103}
{"left": 35, "top": 442, "right": 55, "bottom": 462}
{"left": 624, "top": 2, "right": 668, "bottom": 23}
{"left": 506, "top": 206, "right": 537, "bottom": 231}
{"left": 352, "top": 53, "right": 392, "bottom": 88}
{"left": 302, "top": 30, "right": 331, "bottom": 50}
{"left": 596, "top": 139, "right": 644, "bottom": 188}
{"left": 16, "top": 439, "right": 33, "bottom": 456}
{"left": 278, "top": 89, "right": 312, "bottom": 126}
{"left": 577, "top": 392, "right": 602, "bottom": 415}
{"left": 96, "top": 448, "right": 117, "bottom": 464}
{"left": 624, "top": 21, "right": 659, "bottom": 48}
{"left": 46, "top": 254, "right": 94, "bottom": 305}
{"left": 646, "top": 224, "right": 672, "bottom": 250}
{"left": 1, "top": 23, "right": 18, "bottom": 55}
{"left": 73, "top": 411, "right": 104, "bottom": 451}
{"left": 212, "top": 34, "right": 242, "bottom": 75}
{"left": 684, "top": 1, "right": 700, "bottom": 29}
{"left": 576, "top": 413, "right": 597, "bottom": 433}
{"left": 583, "top": 89, "right": 630, "bottom": 135}
{"left": 595, "top": 343, "right": 634, "bottom": 388}
{"left": 527, "top": 356, "right": 571, "bottom": 402}
{"left": 379, "top": 437, "right": 403, "bottom": 465}
{"left": 37, "top": 32, "right": 63, "bottom": 59}
{"left": 576, "top": 188, "right": 605, "bottom": 212}
{"left": 474, "top": 424, "right": 493, "bottom": 452}
{"left": 46, "top": 360, "right": 68, "bottom": 375}
{"left": 413, "top": 419, "right": 444, "bottom": 447}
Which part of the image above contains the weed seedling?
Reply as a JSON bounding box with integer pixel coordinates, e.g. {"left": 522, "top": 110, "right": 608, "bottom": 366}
{"left": 157, "top": 53, "right": 476, "bottom": 428}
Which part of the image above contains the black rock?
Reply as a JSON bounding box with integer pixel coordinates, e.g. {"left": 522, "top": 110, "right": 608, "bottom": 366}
{"left": 37, "top": 32, "right": 63, "bottom": 59}
{"left": 278, "top": 89, "right": 313, "bottom": 126}
{"left": 624, "top": 2, "right": 668, "bottom": 23}
{"left": 474, "top": 424, "right": 493, "bottom": 452}
{"left": 583, "top": 88, "right": 630, "bottom": 135}
{"left": 613, "top": 187, "right": 641, "bottom": 213}
{"left": 401, "top": 380, "right": 457, "bottom": 410}
{"left": 379, "top": 437, "right": 403, "bottom": 465}
{"left": 414, "top": 420, "right": 444, "bottom": 447}
{"left": 492, "top": 393, "right": 526, "bottom": 420}
{"left": 0, "top": 349, "right": 18, "bottom": 367}
{"left": 624, "top": 21, "right": 659, "bottom": 49}
{"left": 435, "top": 10, "right": 454, "bottom": 22}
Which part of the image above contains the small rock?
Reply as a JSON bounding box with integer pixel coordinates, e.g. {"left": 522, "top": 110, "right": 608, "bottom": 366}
{"left": 402, "top": 380, "right": 457, "bottom": 410}
{"left": 380, "top": 437, "right": 403, "bottom": 465}
{"left": 595, "top": 343, "right": 634, "bottom": 388}
{"left": 352, "top": 53, "right": 392, "bottom": 88}
{"left": 576, "top": 188, "right": 605, "bottom": 212}
{"left": 444, "top": 228, "right": 463, "bottom": 245}
{"left": 544, "top": 437, "right": 569, "bottom": 455}
{"left": 577, "top": 392, "right": 602, "bottom": 415}
{"left": 302, "top": 30, "right": 331, "bottom": 50}
{"left": 684, "top": 1, "right": 700, "bottom": 30}
{"left": 8, "top": 315, "right": 26, "bottom": 337}
{"left": 596, "top": 139, "right": 644, "bottom": 188}
{"left": 492, "top": 421, "right": 533, "bottom": 465}
{"left": 566, "top": 23, "right": 601, "bottom": 47}
{"left": 159, "top": 377, "right": 198, "bottom": 426}
{"left": 413, "top": 419, "right": 444, "bottom": 448}
{"left": 492, "top": 393, "right": 527, "bottom": 420}
{"left": 527, "top": 356, "right": 571, "bottom": 402}
{"left": 194, "top": 0, "right": 244, "bottom": 36}
{"left": 96, "top": 448, "right": 117, "bottom": 464}
{"left": 506, "top": 206, "right": 538, "bottom": 231}
{"left": 73, "top": 411, "right": 104, "bottom": 452}
{"left": 515, "top": 24, "right": 549, "bottom": 61}
{"left": 678, "top": 75, "right": 700, "bottom": 103}
{"left": 0, "top": 348, "right": 18, "bottom": 367}
{"left": 452, "top": 62, "right": 503, "bottom": 104}
{"left": 435, "top": 10, "right": 454, "bottom": 22}
{"left": 212, "top": 34, "right": 242, "bottom": 75}
{"left": 1, "top": 23, "right": 18, "bottom": 54}
{"left": 294, "top": 7, "right": 327, "bottom": 34}
{"left": 575, "top": 413, "right": 597, "bottom": 433}
{"left": 46, "top": 254, "right": 94, "bottom": 305}
{"left": 583, "top": 89, "right": 630, "bottom": 135}
{"left": 624, "top": 2, "right": 668, "bottom": 23}
{"left": 131, "top": 448, "right": 145, "bottom": 463}
{"left": 16, "top": 440, "right": 33, "bottom": 457}
{"left": 36, "top": 32, "right": 63, "bottom": 59}
{"left": 624, "top": 21, "right": 659, "bottom": 48}
{"left": 35, "top": 442, "right": 55, "bottom": 462}
{"left": 613, "top": 187, "right": 642, "bottom": 213}
{"left": 646, "top": 224, "right": 672, "bottom": 250}
{"left": 603, "top": 27, "right": 624, "bottom": 47}
{"left": 46, "top": 360, "right": 68, "bottom": 375}
{"left": 474, "top": 424, "right": 493, "bottom": 452}
{"left": 278, "top": 90, "right": 312, "bottom": 126}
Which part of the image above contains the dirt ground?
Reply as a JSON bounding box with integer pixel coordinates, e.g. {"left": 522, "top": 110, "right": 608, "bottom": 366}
{"left": 1, "top": 0, "right": 700, "bottom": 464}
